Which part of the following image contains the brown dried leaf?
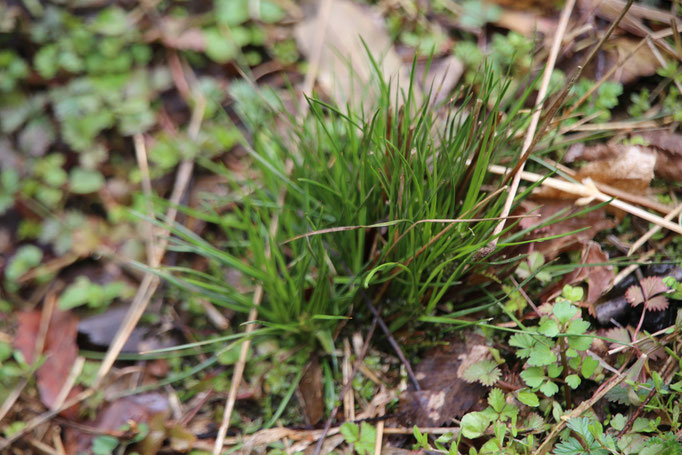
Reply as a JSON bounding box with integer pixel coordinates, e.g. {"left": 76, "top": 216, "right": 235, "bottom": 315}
{"left": 297, "top": 355, "right": 323, "bottom": 425}
{"left": 399, "top": 334, "right": 487, "bottom": 426}
{"left": 645, "top": 295, "right": 669, "bottom": 312}
{"left": 626, "top": 276, "right": 669, "bottom": 308}
{"left": 66, "top": 393, "right": 170, "bottom": 455}
{"left": 540, "top": 241, "right": 614, "bottom": 313}
{"left": 602, "top": 37, "right": 660, "bottom": 84}
{"left": 574, "top": 145, "right": 656, "bottom": 193}
{"left": 639, "top": 131, "right": 682, "bottom": 182}
{"left": 516, "top": 199, "right": 618, "bottom": 260}
{"left": 294, "top": 0, "right": 420, "bottom": 108}
{"left": 14, "top": 309, "right": 80, "bottom": 416}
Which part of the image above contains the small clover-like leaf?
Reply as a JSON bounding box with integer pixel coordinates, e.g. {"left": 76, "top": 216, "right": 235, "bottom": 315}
{"left": 568, "top": 356, "right": 581, "bottom": 370}
{"left": 462, "top": 360, "right": 501, "bottom": 387}
{"left": 567, "top": 318, "right": 590, "bottom": 335}
{"left": 566, "top": 375, "right": 581, "bottom": 389}
{"left": 553, "top": 300, "right": 578, "bottom": 324}
{"left": 567, "top": 335, "right": 593, "bottom": 351}
{"left": 528, "top": 341, "right": 557, "bottom": 366}
{"left": 610, "top": 414, "right": 626, "bottom": 431}
{"left": 547, "top": 363, "right": 563, "bottom": 379}
{"left": 539, "top": 380, "right": 559, "bottom": 397}
{"left": 538, "top": 319, "right": 559, "bottom": 337}
{"left": 561, "top": 285, "right": 584, "bottom": 302}
{"left": 520, "top": 367, "right": 545, "bottom": 388}
{"left": 460, "top": 411, "right": 491, "bottom": 439}
{"left": 509, "top": 333, "right": 535, "bottom": 359}
{"left": 581, "top": 356, "right": 599, "bottom": 379}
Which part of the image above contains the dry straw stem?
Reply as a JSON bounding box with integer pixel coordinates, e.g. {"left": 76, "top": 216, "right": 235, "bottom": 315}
{"left": 496, "top": 0, "right": 636, "bottom": 242}
{"left": 628, "top": 201, "right": 682, "bottom": 256}
{"left": 94, "top": 96, "right": 205, "bottom": 387}
{"left": 540, "top": 157, "right": 672, "bottom": 214}
{"left": 492, "top": 0, "right": 576, "bottom": 241}
{"left": 488, "top": 163, "right": 682, "bottom": 236}
{"left": 213, "top": 161, "right": 293, "bottom": 454}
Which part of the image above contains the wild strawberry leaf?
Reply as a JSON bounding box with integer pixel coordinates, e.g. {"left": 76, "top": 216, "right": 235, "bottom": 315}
{"left": 625, "top": 285, "right": 644, "bottom": 306}
{"left": 645, "top": 294, "right": 669, "bottom": 312}
{"left": 462, "top": 360, "right": 501, "bottom": 386}
{"left": 626, "top": 276, "right": 669, "bottom": 307}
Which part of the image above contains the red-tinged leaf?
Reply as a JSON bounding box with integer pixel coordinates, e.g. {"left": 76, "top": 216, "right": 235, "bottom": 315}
{"left": 645, "top": 295, "right": 669, "bottom": 312}
{"left": 625, "top": 285, "right": 644, "bottom": 306}
{"left": 14, "top": 309, "right": 81, "bottom": 417}
{"left": 65, "top": 393, "right": 170, "bottom": 455}
{"left": 604, "top": 327, "right": 631, "bottom": 350}
{"left": 14, "top": 311, "right": 41, "bottom": 364}
{"left": 640, "top": 276, "right": 669, "bottom": 299}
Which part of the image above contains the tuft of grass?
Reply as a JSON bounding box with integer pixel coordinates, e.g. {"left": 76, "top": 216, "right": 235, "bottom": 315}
{"left": 158, "top": 60, "right": 541, "bottom": 351}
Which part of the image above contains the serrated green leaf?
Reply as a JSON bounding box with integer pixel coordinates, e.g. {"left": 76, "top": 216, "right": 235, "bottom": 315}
{"left": 340, "top": 422, "right": 359, "bottom": 443}
{"left": 567, "top": 318, "right": 590, "bottom": 335}
{"left": 463, "top": 360, "right": 501, "bottom": 386}
{"left": 567, "top": 334, "right": 593, "bottom": 351}
{"left": 487, "top": 388, "right": 505, "bottom": 412}
{"left": 357, "top": 422, "right": 376, "bottom": 455}
{"left": 509, "top": 332, "right": 535, "bottom": 359}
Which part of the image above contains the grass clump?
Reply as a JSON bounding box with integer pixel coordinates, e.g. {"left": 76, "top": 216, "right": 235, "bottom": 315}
{"left": 161, "top": 62, "right": 537, "bottom": 350}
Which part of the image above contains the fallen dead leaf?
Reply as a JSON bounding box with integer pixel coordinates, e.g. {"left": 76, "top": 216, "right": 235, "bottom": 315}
{"left": 65, "top": 392, "right": 170, "bottom": 455}
{"left": 541, "top": 240, "right": 614, "bottom": 311}
{"left": 584, "top": 0, "right": 682, "bottom": 38}
{"left": 398, "top": 334, "right": 487, "bottom": 426}
{"left": 516, "top": 199, "right": 619, "bottom": 260}
{"left": 602, "top": 36, "right": 660, "bottom": 84}
{"left": 14, "top": 308, "right": 81, "bottom": 417}
{"left": 574, "top": 145, "right": 655, "bottom": 193}
{"left": 297, "top": 355, "right": 324, "bottom": 425}
{"left": 638, "top": 131, "right": 682, "bottom": 182}
{"left": 295, "top": 0, "right": 420, "bottom": 108}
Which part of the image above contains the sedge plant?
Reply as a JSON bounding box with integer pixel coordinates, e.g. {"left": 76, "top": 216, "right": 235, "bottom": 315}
{"left": 155, "top": 60, "right": 541, "bottom": 354}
